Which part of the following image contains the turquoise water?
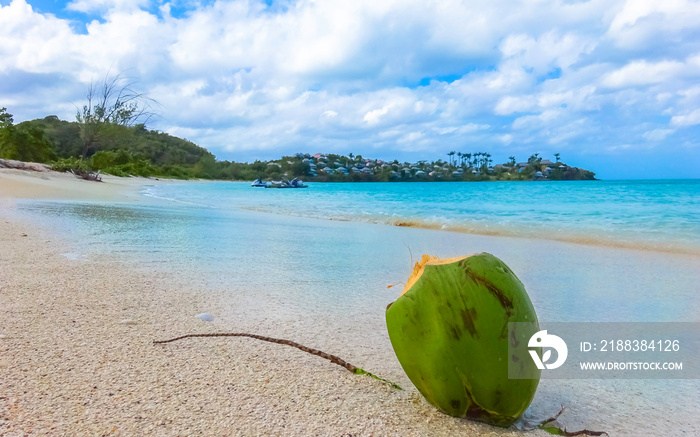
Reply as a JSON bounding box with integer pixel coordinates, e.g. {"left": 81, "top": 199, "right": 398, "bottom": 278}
{"left": 143, "top": 180, "right": 700, "bottom": 254}
{"left": 10, "top": 179, "right": 699, "bottom": 326}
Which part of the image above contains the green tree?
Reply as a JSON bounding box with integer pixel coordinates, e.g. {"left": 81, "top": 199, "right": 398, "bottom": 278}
{"left": 0, "top": 108, "right": 15, "bottom": 157}
{"left": 0, "top": 108, "right": 55, "bottom": 162}
{"left": 290, "top": 160, "right": 311, "bottom": 177}
{"left": 554, "top": 153, "right": 561, "bottom": 162}
{"left": 192, "top": 155, "right": 219, "bottom": 178}
{"left": 0, "top": 107, "right": 12, "bottom": 129}
{"left": 76, "top": 73, "right": 157, "bottom": 158}
{"left": 34, "top": 116, "right": 82, "bottom": 158}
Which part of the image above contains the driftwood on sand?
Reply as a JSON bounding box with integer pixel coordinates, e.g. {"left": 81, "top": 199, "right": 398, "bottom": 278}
{"left": 70, "top": 168, "right": 102, "bottom": 182}
{"left": 0, "top": 158, "right": 51, "bottom": 172}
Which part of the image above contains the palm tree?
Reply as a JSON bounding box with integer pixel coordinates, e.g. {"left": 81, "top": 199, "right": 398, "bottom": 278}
{"left": 465, "top": 153, "right": 472, "bottom": 167}
{"left": 457, "top": 152, "right": 463, "bottom": 166}
{"left": 448, "top": 151, "right": 455, "bottom": 166}
{"left": 554, "top": 153, "right": 560, "bottom": 162}
{"left": 509, "top": 156, "right": 516, "bottom": 166}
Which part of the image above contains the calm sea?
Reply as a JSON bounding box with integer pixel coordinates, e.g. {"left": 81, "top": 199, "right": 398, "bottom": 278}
{"left": 142, "top": 179, "right": 700, "bottom": 254}
{"left": 10, "top": 179, "right": 699, "bottom": 324}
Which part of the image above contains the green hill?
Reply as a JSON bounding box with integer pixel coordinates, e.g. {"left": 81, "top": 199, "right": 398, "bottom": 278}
{"left": 0, "top": 107, "right": 217, "bottom": 178}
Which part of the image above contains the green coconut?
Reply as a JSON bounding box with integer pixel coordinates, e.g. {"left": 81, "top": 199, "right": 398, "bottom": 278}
{"left": 385, "top": 252, "right": 540, "bottom": 427}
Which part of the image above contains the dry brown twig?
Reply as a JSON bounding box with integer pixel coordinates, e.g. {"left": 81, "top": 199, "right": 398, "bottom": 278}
{"left": 154, "top": 332, "right": 402, "bottom": 390}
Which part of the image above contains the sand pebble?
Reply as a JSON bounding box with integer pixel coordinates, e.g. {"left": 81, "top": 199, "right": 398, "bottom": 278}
{"left": 195, "top": 312, "right": 214, "bottom": 322}
{"left": 119, "top": 319, "right": 138, "bottom": 325}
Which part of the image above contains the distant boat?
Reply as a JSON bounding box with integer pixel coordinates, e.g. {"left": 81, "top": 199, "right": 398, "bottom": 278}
{"left": 251, "top": 179, "right": 269, "bottom": 187}
{"left": 265, "top": 178, "right": 308, "bottom": 188}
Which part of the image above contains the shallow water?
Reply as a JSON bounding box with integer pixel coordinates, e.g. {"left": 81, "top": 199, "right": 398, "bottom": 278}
{"left": 143, "top": 180, "right": 700, "bottom": 255}
{"left": 12, "top": 197, "right": 699, "bottom": 324}
{"left": 6, "top": 180, "right": 700, "bottom": 436}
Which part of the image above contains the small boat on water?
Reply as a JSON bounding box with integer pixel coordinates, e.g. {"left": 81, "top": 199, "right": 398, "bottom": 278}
{"left": 265, "top": 178, "right": 308, "bottom": 188}
{"left": 251, "top": 179, "right": 269, "bottom": 187}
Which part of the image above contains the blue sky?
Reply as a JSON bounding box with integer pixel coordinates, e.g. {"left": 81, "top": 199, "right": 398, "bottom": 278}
{"left": 1, "top": 0, "right": 699, "bottom": 179}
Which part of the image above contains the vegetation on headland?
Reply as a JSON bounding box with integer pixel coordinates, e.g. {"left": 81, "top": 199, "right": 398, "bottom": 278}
{"left": 263, "top": 152, "right": 595, "bottom": 182}
{"left": 0, "top": 107, "right": 595, "bottom": 182}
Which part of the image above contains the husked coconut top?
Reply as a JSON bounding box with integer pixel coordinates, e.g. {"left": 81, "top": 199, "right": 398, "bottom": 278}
{"left": 400, "top": 254, "right": 473, "bottom": 296}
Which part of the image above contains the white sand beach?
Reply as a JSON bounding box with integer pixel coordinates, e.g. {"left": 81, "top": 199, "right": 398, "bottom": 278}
{"left": 0, "top": 166, "right": 167, "bottom": 202}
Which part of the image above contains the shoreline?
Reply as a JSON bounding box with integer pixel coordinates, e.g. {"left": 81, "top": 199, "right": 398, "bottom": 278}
{"left": 4, "top": 168, "right": 698, "bottom": 258}
{"left": 241, "top": 205, "right": 700, "bottom": 257}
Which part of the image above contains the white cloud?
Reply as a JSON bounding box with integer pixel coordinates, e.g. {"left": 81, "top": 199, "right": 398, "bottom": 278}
{"left": 602, "top": 60, "right": 686, "bottom": 88}
{"left": 512, "top": 109, "right": 563, "bottom": 131}
{"left": 397, "top": 131, "right": 423, "bottom": 144}
{"left": 1, "top": 0, "right": 699, "bottom": 168}
{"left": 643, "top": 129, "right": 675, "bottom": 141}
{"left": 495, "top": 96, "right": 535, "bottom": 115}
{"left": 500, "top": 31, "right": 595, "bottom": 75}
{"left": 67, "top": 0, "right": 148, "bottom": 14}
{"left": 499, "top": 134, "right": 513, "bottom": 145}
{"left": 671, "top": 109, "right": 700, "bottom": 127}
{"left": 0, "top": 0, "right": 77, "bottom": 74}
{"left": 607, "top": 0, "right": 700, "bottom": 49}
{"left": 606, "top": 144, "right": 632, "bottom": 152}
{"left": 363, "top": 107, "right": 389, "bottom": 125}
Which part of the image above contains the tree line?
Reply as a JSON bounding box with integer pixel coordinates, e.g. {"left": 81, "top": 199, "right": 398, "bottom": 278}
{"left": 0, "top": 106, "right": 595, "bottom": 182}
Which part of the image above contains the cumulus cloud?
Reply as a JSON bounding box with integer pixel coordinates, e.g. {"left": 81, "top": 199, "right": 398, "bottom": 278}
{"left": 0, "top": 0, "right": 699, "bottom": 172}
{"left": 607, "top": 0, "right": 700, "bottom": 50}
{"left": 671, "top": 110, "right": 700, "bottom": 127}
{"left": 363, "top": 107, "right": 390, "bottom": 125}
{"left": 66, "top": 0, "right": 149, "bottom": 13}
{"left": 601, "top": 59, "right": 687, "bottom": 88}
